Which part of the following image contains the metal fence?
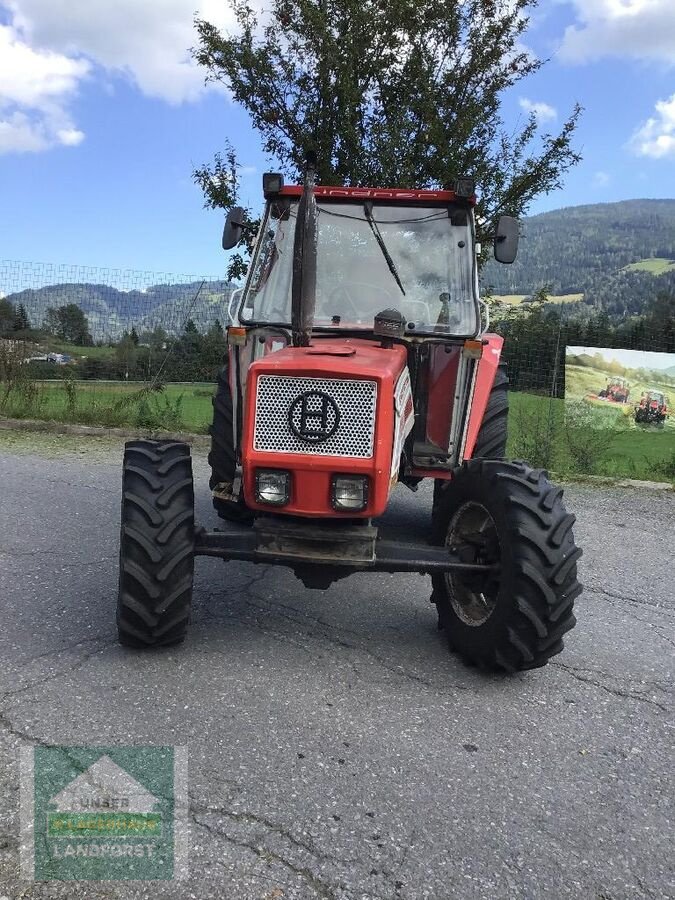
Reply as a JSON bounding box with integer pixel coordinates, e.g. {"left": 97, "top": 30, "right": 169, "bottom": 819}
{"left": 1, "top": 260, "right": 674, "bottom": 482}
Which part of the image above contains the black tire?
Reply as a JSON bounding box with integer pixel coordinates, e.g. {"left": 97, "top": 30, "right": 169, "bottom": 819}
{"left": 431, "top": 459, "right": 582, "bottom": 672}
{"left": 473, "top": 364, "right": 509, "bottom": 458}
{"left": 208, "top": 362, "right": 252, "bottom": 523}
{"left": 117, "top": 440, "right": 195, "bottom": 648}
{"left": 433, "top": 365, "right": 508, "bottom": 515}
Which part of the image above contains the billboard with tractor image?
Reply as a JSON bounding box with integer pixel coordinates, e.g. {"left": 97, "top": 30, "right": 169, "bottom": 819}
{"left": 565, "top": 346, "right": 675, "bottom": 432}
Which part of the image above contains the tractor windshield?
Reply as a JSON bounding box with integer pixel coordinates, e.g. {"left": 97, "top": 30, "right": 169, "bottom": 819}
{"left": 239, "top": 198, "right": 479, "bottom": 336}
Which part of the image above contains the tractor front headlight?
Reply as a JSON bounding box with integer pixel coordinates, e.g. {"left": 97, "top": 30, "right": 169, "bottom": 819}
{"left": 332, "top": 475, "right": 368, "bottom": 512}
{"left": 256, "top": 469, "right": 290, "bottom": 506}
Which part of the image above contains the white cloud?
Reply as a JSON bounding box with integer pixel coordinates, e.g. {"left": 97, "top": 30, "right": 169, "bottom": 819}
{"left": 629, "top": 93, "right": 675, "bottom": 158}
{"left": 519, "top": 97, "right": 557, "bottom": 122}
{"left": 0, "top": 0, "right": 240, "bottom": 154}
{"left": 592, "top": 170, "right": 610, "bottom": 187}
{"left": 57, "top": 127, "right": 85, "bottom": 146}
{"left": 559, "top": 0, "right": 675, "bottom": 64}
{"left": 6, "top": 0, "right": 237, "bottom": 104}
{"left": 0, "top": 23, "right": 89, "bottom": 153}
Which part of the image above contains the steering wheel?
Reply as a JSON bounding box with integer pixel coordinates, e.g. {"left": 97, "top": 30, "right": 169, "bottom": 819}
{"left": 327, "top": 283, "right": 361, "bottom": 317}
{"left": 323, "top": 281, "right": 395, "bottom": 321}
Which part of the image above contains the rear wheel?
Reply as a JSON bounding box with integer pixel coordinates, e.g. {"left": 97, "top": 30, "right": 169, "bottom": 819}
{"left": 472, "top": 365, "right": 509, "bottom": 458}
{"left": 117, "top": 440, "right": 195, "bottom": 648}
{"left": 208, "top": 361, "right": 252, "bottom": 523}
{"left": 432, "top": 459, "right": 581, "bottom": 672}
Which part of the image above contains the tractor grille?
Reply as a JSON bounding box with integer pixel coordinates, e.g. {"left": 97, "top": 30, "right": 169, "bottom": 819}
{"left": 254, "top": 375, "right": 377, "bottom": 457}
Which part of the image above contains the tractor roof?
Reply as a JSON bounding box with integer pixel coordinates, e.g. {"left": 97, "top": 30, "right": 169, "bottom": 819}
{"left": 276, "top": 185, "right": 475, "bottom": 206}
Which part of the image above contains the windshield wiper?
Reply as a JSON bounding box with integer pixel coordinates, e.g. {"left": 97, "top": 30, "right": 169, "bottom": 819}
{"left": 363, "top": 202, "right": 406, "bottom": 296}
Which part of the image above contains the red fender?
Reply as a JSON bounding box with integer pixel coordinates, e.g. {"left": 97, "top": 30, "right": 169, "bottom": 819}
{"left": 463, "top": 333, "right": 504, "bottom": 460}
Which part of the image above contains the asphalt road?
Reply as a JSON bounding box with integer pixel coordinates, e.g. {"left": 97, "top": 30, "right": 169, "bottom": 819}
{"left": 0, "top": 430, "right": 673, "bottom": 900}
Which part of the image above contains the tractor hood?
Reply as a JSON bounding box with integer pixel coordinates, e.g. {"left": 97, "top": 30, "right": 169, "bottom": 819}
{"left": 240, "top": 338, "right": 410, "bottom": 518}
{"left": 246, "top": 337, "right": 406, "bottom": 380}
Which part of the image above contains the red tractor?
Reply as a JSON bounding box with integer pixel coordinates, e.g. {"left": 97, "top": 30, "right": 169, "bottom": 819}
{"left": 116, "top": 169, "right": 581, "bottom": 672}
{"left": 635, "top": 390, "right": 669, "bottom": 425}
{"left": 599, "top": 378, "right": 630, "bottom": 403}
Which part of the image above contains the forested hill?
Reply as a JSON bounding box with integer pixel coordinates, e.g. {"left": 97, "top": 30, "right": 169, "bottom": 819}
{"left": 481, "top": 199, "right": 675, "bottom": 315}
{"left": 4, "top": 280, "right": 234, "bottom": 339}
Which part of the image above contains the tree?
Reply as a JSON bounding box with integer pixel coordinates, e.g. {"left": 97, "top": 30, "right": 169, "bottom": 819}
{"left": 0, "top": 298, "right": 14, "bottom": 336}
{"left": 43, "top": 307, "right": 60, "bottom": 336}
{"left": 55, "top": 304, "right": 92, "bottom": 345}
{"left": 202, "top": 319, "right": 228, "bottom": 369}
{"left": 13, "top": 303, "right": 31, "bottom": 332}
{"left": 130, "top": 326, "right": 140, "bottom": 346}
{"left": 193, "top": 0, "right": 581, "bottom": 252}
{"left": 115, "top": 332, "right": 137, "bottom": 380}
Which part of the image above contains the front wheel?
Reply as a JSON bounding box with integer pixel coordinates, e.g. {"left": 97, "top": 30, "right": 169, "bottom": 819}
{"left": 431, "top": 459, "right": 582, "bottom": 672}
{"left": 209, "top": 362, "right": 252, "bottom": 523}
{"left": 117, "top": 440, "right": 195, "bottom": 648}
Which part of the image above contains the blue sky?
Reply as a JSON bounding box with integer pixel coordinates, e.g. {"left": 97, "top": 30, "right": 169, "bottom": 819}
{"left": 1, "top": 0, "right": 674, "bottom": 280}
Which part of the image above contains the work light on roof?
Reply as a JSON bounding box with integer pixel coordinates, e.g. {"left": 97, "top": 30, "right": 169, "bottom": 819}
{"left": 263, "top": 172, "right": 284, "bottom": 198}
{"left": 454, "top": 176, "right": 476, "bottom": 199}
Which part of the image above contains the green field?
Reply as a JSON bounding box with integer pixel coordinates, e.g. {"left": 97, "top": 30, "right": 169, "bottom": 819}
{"left": 490, "top": 293, "right": 584, "bottom": 306}
{"left": 509, "top": 385, "right": 675, "bottom": 482}
{"left": 0, "top": 380, "right": 214, "bottom": 432}
{"left": 565, "top": 363, "right": 674, "bottom": 426}
{"left": 1, "top": 378, "right": 674, "bottom": 482}
{"left": 621, "top": 257, "right": 675, "bottom": 275}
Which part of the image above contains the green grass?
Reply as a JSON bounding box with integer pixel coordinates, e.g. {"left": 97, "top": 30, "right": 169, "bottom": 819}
{"left": 51, "top": 341, "right": 118, "bottom": 360}
{"left": 490, "top": 293, "right": 584, "bottom": 306}
{"left": 565, "top": 363, "right": 674, "bottom": 413}
{"left": 621, "top": 257, "right": 675, "bottom": 275}
{"left": 508, "top": 390, "right": 675, "bottom": 482}
{"left": 0, "top": 380, "right": 214, "bottom": 432}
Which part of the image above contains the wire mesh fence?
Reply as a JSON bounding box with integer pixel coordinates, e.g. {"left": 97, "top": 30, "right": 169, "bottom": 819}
{"left": 1, "top": 260, "right": 673, "bottom": 481}
{"left": 0, "top": 260, "right": 234, "bottom": 433}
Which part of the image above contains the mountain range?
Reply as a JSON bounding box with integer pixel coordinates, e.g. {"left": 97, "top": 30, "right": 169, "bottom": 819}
{"left": 3, "top": 280, "right": 234, "bottom": 340}
{"left": 481, "top": 198, "right": 675, "bottom": 316}
{"left": 3, "top": 198, "right": 674, "bottom": 337}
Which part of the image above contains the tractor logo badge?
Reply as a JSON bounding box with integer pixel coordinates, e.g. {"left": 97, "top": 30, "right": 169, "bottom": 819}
{"left": 289, "top": 391, "right": 340, "bottom": 443}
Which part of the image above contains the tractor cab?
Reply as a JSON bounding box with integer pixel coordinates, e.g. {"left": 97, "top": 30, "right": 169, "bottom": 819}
{"left": 219, "top": 174, "right": 519, "bottom": 519}
{"left": 236, "top": 184, "right": 481, "bottom": 336}
{"left": 115, "top": 170, "right": 581, "bottom": 673}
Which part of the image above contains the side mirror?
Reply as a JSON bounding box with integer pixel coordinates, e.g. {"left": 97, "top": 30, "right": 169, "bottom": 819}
{"left": 222, "top": 206, "right": 246, "bottom": 251}
{"left": 227, "top": 288, "right": 243, "bottom": 325}
{"left": 494, "top": 215, "right": 519, "bottom": 264}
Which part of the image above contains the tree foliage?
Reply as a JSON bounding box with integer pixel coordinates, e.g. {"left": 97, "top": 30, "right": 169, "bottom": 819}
{"left": 43, "top": 304, "right": 92, "bottom": 345}
{"left": 13, "top": 303, "right": 30, "bottom": 331}
{"left": 193, "top": 0, "right": 581, "bottom": 246}
{"left": 493, "top": 291, "right": 675, "bottom": 398}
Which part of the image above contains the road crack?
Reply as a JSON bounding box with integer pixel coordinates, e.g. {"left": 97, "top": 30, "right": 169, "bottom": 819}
{"left": 586, "top": 585, "right": 675, "bottom": 617}
{"left": 191, "top": 811, "right": 341, "bottom": 899}
{"left": 551, "top": 662, "right": 670, "bottom": 712}
{"left": 0, "top": 636, "right": 117, "bottom": 709}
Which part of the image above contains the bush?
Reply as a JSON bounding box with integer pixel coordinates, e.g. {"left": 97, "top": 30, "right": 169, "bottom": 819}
{"left": 134, "top": 391, "right": 184, "bottom": 431}
{"left": 653, "top": 452, "right": 675, "bottom": 482}
{"left": 563, "top": 400, "right": 626, "bottom": 474}
{"left": 508, "top": 396, "right": 561, "bottom": 470}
